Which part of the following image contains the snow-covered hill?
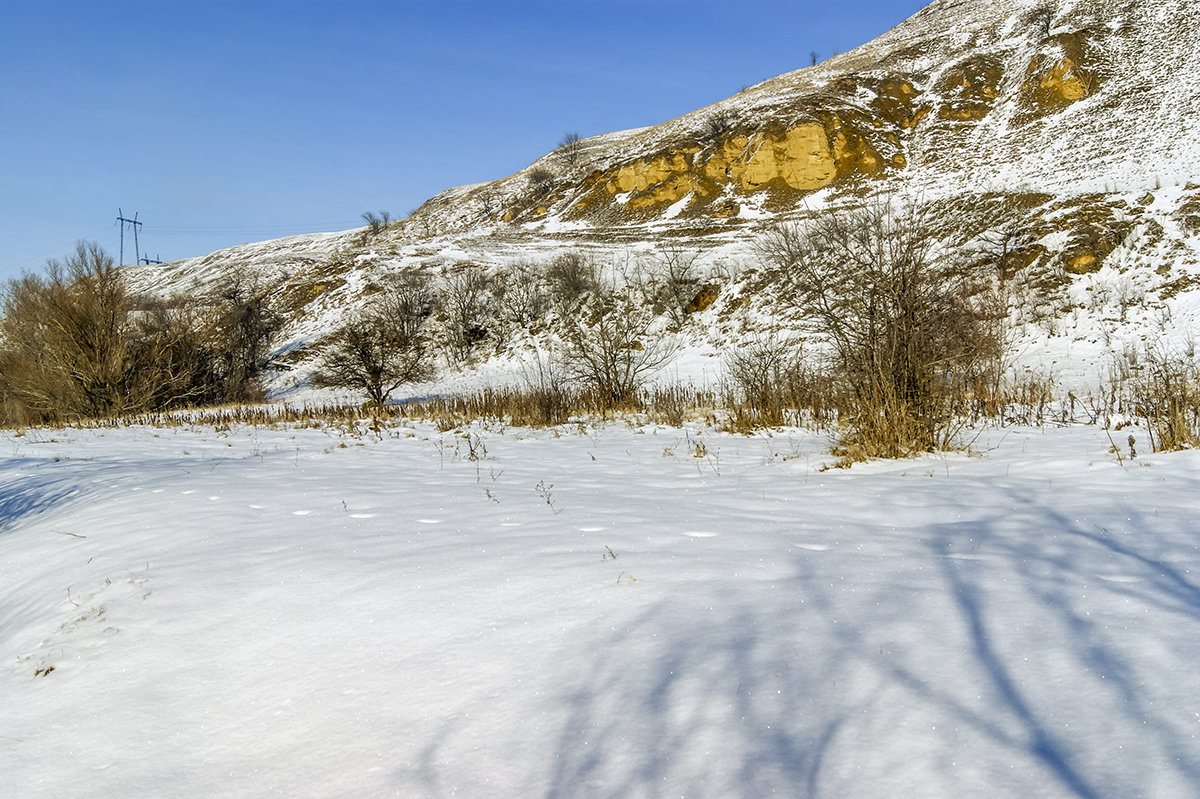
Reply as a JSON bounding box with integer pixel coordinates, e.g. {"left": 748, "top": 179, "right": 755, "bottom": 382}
{"left": 124, "top": 0, "right": 1200, "bottom": 394}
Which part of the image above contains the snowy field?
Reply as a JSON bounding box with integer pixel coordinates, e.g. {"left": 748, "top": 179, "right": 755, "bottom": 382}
{"left": 2, "top": 418, "right": 1198, "bottom": 798}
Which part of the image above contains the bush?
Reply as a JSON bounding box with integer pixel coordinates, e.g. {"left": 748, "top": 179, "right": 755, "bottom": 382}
{"left": 756, "top": 200, "right": 1000, "bottom": 458}
{"left": 527, "top": 168, "right": 555, "bottom": 199}
{"left": 361, "top": 210, "right": 391, "bottom": 238}
{"left": 0, "top": 243, "right": 275, "bottom": 424}
{"left": 492, "top": 261, "right": 549, "bottom": 332}
{"left": 557, "top": 289, "right": 676, "bottom": 408}
{"left": 642, "top": 244, "right": 704, "bottom": 326}
{"left": 0, "top": 243, "right": 141, "bottom": 422}
{"left": 723, "top": 334, "right": 830, "bottom": 429}
{"left": 207, "top": 270, "right": 281, "bottom": 403}
{"left": 544, "top": 251, "right": 598, "bottom": 308}
{"left": 1130, "top": 347, "right": 1200, "bottom": 452}
{"left": 438, "top": 266, "right": 494, "bottom": 365}
{"left": 556, "top": 132, "right": 583, "bottom": 167}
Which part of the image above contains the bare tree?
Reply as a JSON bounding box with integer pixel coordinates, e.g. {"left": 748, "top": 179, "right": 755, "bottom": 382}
{"left": 556, "top": 132, "right": 584, "bottom": 167}
{"left": 0, "top": 242, "right": 138, "bottom": 421}
{"left": 492, "top": 261, "right": 549, "bottom": 332}
{"left": 361, "top": 210, "right": 392, "bottom": 238}
{"left": 312, "top": 274, "right": 434, "bottom": 408}
{"left": 1030, "top": 5, "right": 1055, "bottom": 40}
{"left": 128, "top": 295, "right": 224, "bottom": 410}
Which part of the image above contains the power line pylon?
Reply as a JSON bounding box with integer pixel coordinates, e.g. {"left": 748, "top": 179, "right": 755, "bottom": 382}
{"left": 116, "top": 208, "right": 143, "bottom": 266}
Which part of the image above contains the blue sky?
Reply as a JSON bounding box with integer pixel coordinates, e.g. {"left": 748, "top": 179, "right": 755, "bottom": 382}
{"left": 0, "top": 0, "right": 928, "bottom": 279}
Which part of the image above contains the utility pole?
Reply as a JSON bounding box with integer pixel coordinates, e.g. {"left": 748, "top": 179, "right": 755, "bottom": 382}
{"left": 115, "top": 208, "right": 143, "bottom": 266}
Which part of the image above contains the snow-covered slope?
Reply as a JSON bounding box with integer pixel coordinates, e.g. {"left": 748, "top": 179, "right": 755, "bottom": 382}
{"left": 124, "top": 0, "right": 1200, "bottom": 393}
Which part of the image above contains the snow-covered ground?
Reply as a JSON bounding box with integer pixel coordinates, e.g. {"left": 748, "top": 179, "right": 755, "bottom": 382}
{"left": 2, "top": 418, "right": 1198, "bottom": 797}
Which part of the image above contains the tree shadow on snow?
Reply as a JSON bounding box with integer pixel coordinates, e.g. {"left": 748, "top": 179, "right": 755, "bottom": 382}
{"left": 538, "top": 483, "right": 1200, "bottom": 798}
{"left": 0, "top": 467, "right": 83, "bottom": 534}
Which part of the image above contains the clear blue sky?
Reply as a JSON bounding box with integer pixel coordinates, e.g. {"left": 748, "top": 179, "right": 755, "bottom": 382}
{"left": 0, "top": 0, "right": 929, "bottom": 278}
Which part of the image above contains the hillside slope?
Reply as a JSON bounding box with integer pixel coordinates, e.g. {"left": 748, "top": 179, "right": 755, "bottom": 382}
{"left": 126, "top": 0, "right": 1200, "bottom": 394}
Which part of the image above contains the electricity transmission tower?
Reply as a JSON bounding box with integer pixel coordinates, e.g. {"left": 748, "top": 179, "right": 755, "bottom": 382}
{"left": 115, "top": 209, "right": 142, "bottom": 266}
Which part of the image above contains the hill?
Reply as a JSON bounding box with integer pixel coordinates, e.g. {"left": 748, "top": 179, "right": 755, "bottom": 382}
{"left": 125, "top": 0, "right": 1200, "bottom": 395}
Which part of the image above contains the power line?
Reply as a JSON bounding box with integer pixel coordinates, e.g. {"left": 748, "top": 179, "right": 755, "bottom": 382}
{"left": 3, "top": 225, "right": 120, "bottom": 273}
{"left": 150, "top": 221, "right": 363, "bottom": 234}
{"left": 5, "top": 217, "right": 363, "bottom": 276}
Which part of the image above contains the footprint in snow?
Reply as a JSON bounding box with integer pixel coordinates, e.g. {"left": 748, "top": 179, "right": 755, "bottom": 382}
{"left": 684, "top": 531, "right": 718, "bottom": 538}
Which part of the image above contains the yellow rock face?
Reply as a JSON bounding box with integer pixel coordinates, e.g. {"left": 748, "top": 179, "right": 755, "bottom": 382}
{"left": 1066, "top": 252, "right": 1100, "bottom": 274}
{"left": 628, "top": 174, "right": 703, "bottom": 208}
{"left": 1019, "top": 51, "right": 1096, "bottom": 120}
{"left": 592, "top": 121, "right": 870, "bottom": 211}
{"left": 935, "top": 56, "right": 1004, "bottom": 120}
{"left": 1040, "top": 57, "right": 1087, "bottom": 102}
{"left": 831, "top": 130, "right": 883, "bottom": 177}
{"left": 704, "top": 124, "right": 836, "bottom": 191}
{"left": 609, "top": 152, "right": 695, "bottom": 194}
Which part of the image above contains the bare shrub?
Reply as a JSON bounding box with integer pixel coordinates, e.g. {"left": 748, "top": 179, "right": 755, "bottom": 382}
{"left": 438, "top": 266, "right": 494, "bottom": 365}
{"left": 312, "top": 274, "right": 434, "bottom": 408}
{"left": 1129, "top": 347, "right": 1200, "bottom": 452}
{"left": 702, "top": 108, "right": 734, "bottom": 145}
{"left": 1030, "top": 5, "right": 1055, "bottom": 39}
{"left": 361, "top": 210, "right": 392, "bottom": 238}
{"left": 493, "top": 261, "right": 549, "bottom": 332}
{"left": 527, "top": 168, "right": 556, "bottom": 199}
{"left": 642, "top": 244, "right": 704, "bottom": 326}
{"left": 757, "top": 200, "right": 1000, "bottom": 458}
{"left": 207, "top": 270, "right": 281, "bottom": 403}
{"left": 557, "top": 290, "right": 677, "bottom": 408}
{"left": 723, "top": 334, "right": 827, "bottom": 429}
{"left": 544, "top": 251, "right": 598, "bottom": 308}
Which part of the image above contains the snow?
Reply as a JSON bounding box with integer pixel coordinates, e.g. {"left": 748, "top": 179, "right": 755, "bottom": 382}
{"left": 3, "top": 419, "right": 1199, "bottom": 797}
